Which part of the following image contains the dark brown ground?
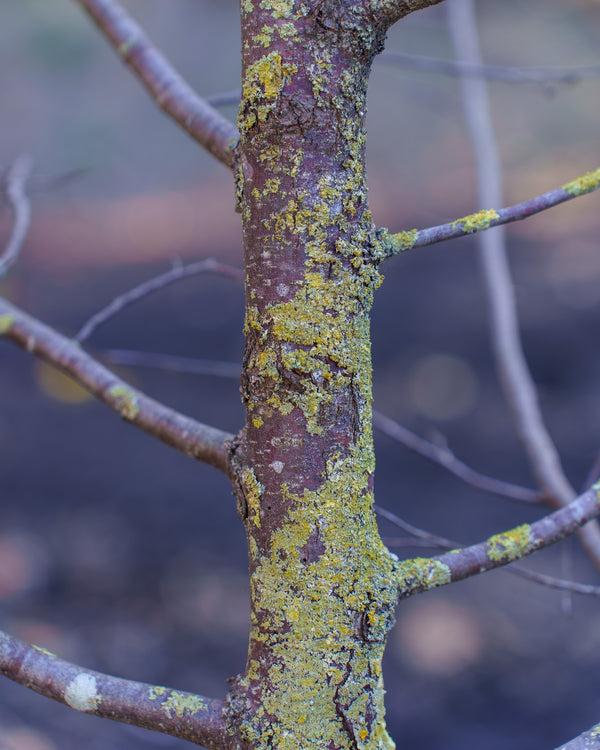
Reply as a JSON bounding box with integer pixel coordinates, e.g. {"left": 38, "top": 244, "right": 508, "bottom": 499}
{"left": 1, "top": 1, "right": 600, "bottom": 748}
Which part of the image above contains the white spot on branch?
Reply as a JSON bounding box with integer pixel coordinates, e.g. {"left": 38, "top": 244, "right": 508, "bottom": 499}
{"left": 64, "top": 673, "right": 100, "bottom": 712}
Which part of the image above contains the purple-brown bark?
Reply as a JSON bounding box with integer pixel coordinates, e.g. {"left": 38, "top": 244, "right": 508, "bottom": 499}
{"left": 1, "top": 1, "right": 600, "bottom": 748}
{"left": 224, "top": 3, "right": 404, "bottom": 747}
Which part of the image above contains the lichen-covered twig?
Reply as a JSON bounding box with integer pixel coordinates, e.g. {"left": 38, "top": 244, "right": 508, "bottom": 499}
{"left": 377, "top": 504, "right": 600, "bottom": 597}
{"left": 0, "top": 629, "right": 226, "bottom": 748}
{"left": 373, "top": 410, "right": 539, "bottom": 504}
{"left": 555, "top": 724, "right": 600, "bottom": 750}
{"left": 0, "top": 155, "right": 33, "bottom": 279}
{"left": 380, "top": 166, "right": 600, "bottom": 257}
{"left": 395, "top": 483, "right": 600, "bottom": 598}
{"left": 75, "top": 259, "right": 242, "bottom": 343}
{"left": 74, "top": 0, "right": 239, "bottom": 169}
{"left": 444, "top": 0, "right": 600, "bottom": 572}
{"left": 0, "top": 296, "right": 234, "bottom": 474}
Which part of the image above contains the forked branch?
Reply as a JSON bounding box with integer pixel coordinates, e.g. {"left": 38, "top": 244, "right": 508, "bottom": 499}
{"left": 380, "top": 167, "right": 600, "bottom": 257}
{"left": 445, "top": 0, "right": 600, "bottom": 571}
{"left": 396, "top": 483, "right": 600, "bottom": 597}
{"left": 0, "top": 297, "right": 234, "bottom": 475}
{"left": 377, "top": 505, "right": 600, "bottom": 596}
{"left": 74, "top": 0, "right": 239, "bottom": 169}
{"left": 75, "top": 259, "right": 242, "bottom": 343}
{"left": 373, "top": 410, "right": 539, "bottom": 504}
{"left": 0, "top": 630, "right": 226, "bottom": 748}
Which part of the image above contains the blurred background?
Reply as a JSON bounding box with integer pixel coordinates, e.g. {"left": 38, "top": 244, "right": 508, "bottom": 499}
{"left": 1, "top": 0, "right": 600, "bottom": 748}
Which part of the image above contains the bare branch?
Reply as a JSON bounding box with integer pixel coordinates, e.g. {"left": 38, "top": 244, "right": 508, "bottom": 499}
{"left": 395, "top": 483, "right": 600, "bottom": 598}
{"left": 0, "top": 155, "right": 33, "bottom": 279}
{"left": 106, "top": 349, "right": 240, "bottom": 379}
{"left": 0, "top": 297, "right": 234, "bottom": 475}
{"left": 0, "top": 629, "right": 226, "bottom": 748}
{"left": 207, "top": 88, "right": 243, "bottom": 108}
{"left": 445, "top": 0, "right": 600, "bottom": 570}
{"left": 379, "top": 167, "right": 600, "bottom": 257}
{"left": 370, "top": 0, "right": 445, "bottom": 27}
{"left": 556, "top": 724, "right": 600, "bottom": 750}
{"left": 379, "top": 51, "right": 600, "bottom": 89}
{"left": 74, "top": 0, "right": 239, "bottom": 169}
{"left": 75, "top": 259, "right": 242, "bottom": 343}
{"left": 373, "top": 410, "right": 539, "bottom": 504}
{"left": 377, "top": 505, "right": 600, "bottom": 596}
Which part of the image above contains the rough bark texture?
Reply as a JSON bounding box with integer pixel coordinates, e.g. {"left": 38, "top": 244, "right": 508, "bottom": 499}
{"left": 225, "top": 3, "right": 402, "bottom": 748}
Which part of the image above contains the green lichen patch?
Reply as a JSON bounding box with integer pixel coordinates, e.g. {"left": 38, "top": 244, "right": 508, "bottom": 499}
{"left": 396, "top": 557, "right": 452, "bottom": 595}
{"left": 148, "top": 687, "right": 206, "bottom": 718}
{"left": 0, "top": 313, "right": 15, "bottom": 336}
{"left": 452, "top": 208, "right": 499, "bottom": 234}
{"left": 486, "top": 524, "right": 532, "bottom": 563}
{"left": 242, "top": 467, "right": 264, "bottom": 528}
{"left": 0, "top": 314, "right": 14, "bottom": 335}
{"left": 162, "top": 692, "right": 207, "bottom": 719}
{"left": 383, "top": 228, "right": 418, "bottom": 255}
{"left": 240, "top": 52, "right": 298, "bottom": 131}
{"left": 108, "top": 384, "right": 139, "bottom": 420}
{"left": 148, "top": 685, "right": 168, "bottom": 700}
{"left": 243, "top": 442, "right": 399, "bottom": 749}
{"left": 562, "top": 168, "right": 600, "bottom": 197}
{"left": 259, "top": 0, "right": 295, "bottom": 18}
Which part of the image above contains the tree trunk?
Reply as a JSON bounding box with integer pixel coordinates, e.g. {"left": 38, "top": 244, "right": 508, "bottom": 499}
{"left": 226, "top": 4, "right": 401, "bottom": 747}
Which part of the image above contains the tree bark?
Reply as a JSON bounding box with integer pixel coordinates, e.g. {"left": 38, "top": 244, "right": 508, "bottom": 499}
{"left": 226, "top": 3, "right": 402, "bottom": 747}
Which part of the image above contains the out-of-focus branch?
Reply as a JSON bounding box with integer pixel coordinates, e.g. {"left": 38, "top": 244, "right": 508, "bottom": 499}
{"left": 373, "top": 410, "right": 539, "bottom": 504}
{"left": 377, "top": 504, "right": 600, "bottom": 597}
{"left": 75, "top": 259, "right": 242, "bottom": 343}
{"left": 395, "top": 483, "right": 600, "bottom": 598}
{"left": 0, "top": 155, "right": 33, "bottom": 279}
{"left": 0, "top": 630, "right": 226, "bottom": 748}
{"left": 380, "top": 167, "right": 600, "bottom": 257}
{"left": 74, "top": 0, "right": 239, "bottom": 169}
{"left": 106, "top": 349, "right": 240, "bottom": 379}
{"left": 0, "top": 297, "right": 234, "bottom": 475}
{"left": 556, "top": 724, "right": 600, "bottom": 750}
{"left": 379, "top": 51, "right": 600, "bottom": 88}
{"left": 445, "top": 0, "right": 600, "bottom": 570}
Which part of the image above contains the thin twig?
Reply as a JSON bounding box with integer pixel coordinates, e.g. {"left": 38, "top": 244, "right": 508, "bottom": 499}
{"left": 204, "top": 51, "right": 600, "bottom": 111}
{"left": 379, "top": 51, "right": 600, "bottom": 88}
{"left": 381, "top": 483, "right": 600, "bottom": 597}
{"left": 0, "top": 296, "right": 234, "bottom": 475}
{"left": 105, "top": 349, "right": 240, "bottom": 379}
{"left": 445, "top": 0, "right": 600, "bottom": 570}
{"left": 0, "top": 156, "right": 33, "bottom": 279}
{"left": 376, "top": 504, "right": 600, "bottom": 597}
{"left": 206, "top": 89, "right": 242, "bottom": 108}
{"left": 0, "top": 629, "right": 226, "bottom": 748}
{"left": 373, "top": 410, "right": 539, "bottom": 504}
{"left": 74, "top": 0, "right": 239, "bottom": 169}
{"left": 381, "top": 167, "right": 600, "bottom": 257}
{"left": 75, "top": 259, "right": 242, "bottom": 343}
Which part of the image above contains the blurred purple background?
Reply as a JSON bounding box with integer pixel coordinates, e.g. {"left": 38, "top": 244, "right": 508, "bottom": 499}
{"left": 1, "top": 1, "right": 600, "bottom": 748}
